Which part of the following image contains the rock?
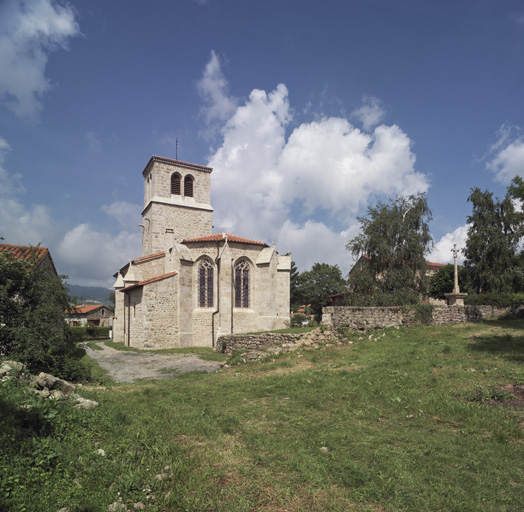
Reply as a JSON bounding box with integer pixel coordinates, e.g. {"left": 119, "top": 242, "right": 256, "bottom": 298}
{"left": 107, "top": 503, "right": 127, "bottom": 511}
{"left": 94, "top": 448, "right": 105, "bottom": 456}
{"left": 57, "top": 507, "right": 70, "bottom": 512}
{"left": 50, "top": 389, "right": 65, "bottom": 400}
{"left": 40, "top": 387, "right": 50, "bottom": 398}
{"left": 0, "top": 360, "right": 24, "bottom": 377}
{"left": 36, "top": 372, "right": 75, "bottom": 396}
{"left": 133, "top": 503, "right": 145, "bottom": 511}
{"left": 73, "top": 397, "right": 99, "bottom": 409}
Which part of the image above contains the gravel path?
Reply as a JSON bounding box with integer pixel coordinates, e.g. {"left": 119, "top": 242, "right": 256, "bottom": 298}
{"left": 84, "top": 342, "right": 221, "bottom": 383}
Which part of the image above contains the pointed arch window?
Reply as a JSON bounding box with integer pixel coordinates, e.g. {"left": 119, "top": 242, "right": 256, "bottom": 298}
{"left": 199, "top": 259, "right": 214, "bottom": 308}
{"left": 235, "top": 260, "right": 250, "bottom": 308}
{"left": 184, "top": 175, "right": 194, "bottom": 197}
{"left": 171, "top": 173, "right": 181, "bottom": 195}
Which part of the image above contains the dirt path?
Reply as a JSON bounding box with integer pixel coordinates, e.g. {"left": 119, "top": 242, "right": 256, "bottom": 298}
{"left": 84, "top": 342, "right": 221, "bottom": 383}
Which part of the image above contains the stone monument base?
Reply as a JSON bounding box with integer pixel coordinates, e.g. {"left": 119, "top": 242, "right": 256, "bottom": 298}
{"left": 445, "top": 292, "right": 468, "bottom": 306}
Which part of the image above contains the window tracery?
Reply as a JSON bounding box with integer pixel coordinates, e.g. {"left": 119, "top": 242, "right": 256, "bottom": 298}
{"left": 235, "top": 260, "right": 250, "bottom": 308}
{"left": 199, "top": 259, "right": 214, "bottom": 308}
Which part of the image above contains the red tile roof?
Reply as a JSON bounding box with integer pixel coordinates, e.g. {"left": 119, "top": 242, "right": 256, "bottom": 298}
{"left": 132, "top": 251, "right": 165, "bottom": 264}
{"left": 142, "top": 155, "right": 213, "bottom": 176}
{"left": 121, "top": 271, "right": 178, "bottom": 292}
{"left": 426, "top": 261, "right": 447, "bottom": 270}
{"left": 183, "top": 233, "right": 268, "bottom": 246}
{"left": 0, "top": 243, "right": 57, "bottom": 275}
{"left": 69, "top": 305, "right": 107, "bottom": 315}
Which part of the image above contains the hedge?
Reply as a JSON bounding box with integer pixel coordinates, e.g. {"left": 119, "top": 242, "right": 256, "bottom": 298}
{"left": 68, "top": 325, "right": 110, "bottom": 342}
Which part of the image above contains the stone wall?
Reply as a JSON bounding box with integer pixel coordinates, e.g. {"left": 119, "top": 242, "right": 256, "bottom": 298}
{"left": 322, "top": 304, "right": 516, "bottom": 331}
{"left": 217, "top": 332, "right": 303, "bottom": 353}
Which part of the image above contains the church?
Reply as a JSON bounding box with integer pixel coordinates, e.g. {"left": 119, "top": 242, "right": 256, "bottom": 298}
{"left": 112, "top": 156, "right": 291, "bottom": 349}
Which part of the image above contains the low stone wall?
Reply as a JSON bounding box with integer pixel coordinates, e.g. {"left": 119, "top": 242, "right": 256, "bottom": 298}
{"left": 322, "top": 305, "right": 516, "bottom": 331}
{"left": 217, "top": 333, "right": 303, "bottom": 353}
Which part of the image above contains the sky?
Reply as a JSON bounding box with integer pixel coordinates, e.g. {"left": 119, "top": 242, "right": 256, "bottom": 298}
{"left": 1, "top": 0, "right": 524, "bottom": 288}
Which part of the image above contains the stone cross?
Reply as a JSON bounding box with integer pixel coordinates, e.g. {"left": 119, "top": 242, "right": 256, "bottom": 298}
{"left": 452, "top": 243, "right": 460, "bottom": 293}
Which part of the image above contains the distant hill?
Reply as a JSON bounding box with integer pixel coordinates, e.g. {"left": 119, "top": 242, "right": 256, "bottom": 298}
{"left": 67, "top": 284, "right": 112, "bottom": 305}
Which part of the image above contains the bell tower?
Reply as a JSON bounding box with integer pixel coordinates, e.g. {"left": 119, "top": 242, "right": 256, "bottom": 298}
{"left": 141, "top": 156, "right": 214, "bottom": 255}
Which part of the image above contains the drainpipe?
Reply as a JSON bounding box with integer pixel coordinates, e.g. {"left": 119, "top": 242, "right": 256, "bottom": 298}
{"left": 125, "top": 292, "right": 131, "bottom": 347}
{"left": 212, "top": 234, "right": 230, "bottom": 348}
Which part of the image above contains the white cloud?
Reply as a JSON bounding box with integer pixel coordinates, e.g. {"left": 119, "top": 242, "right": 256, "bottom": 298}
{"left": 429, "top": 224, "right": 469, "bottom": 264}
{"left": 0, "top": 0, "right": 80, "bottom": 122}
{"left": 201, "top": 54, "right": 429, "bottom": 273}
{"left": 101, "top": 201, "right": 142, "bottom": 231}
{"left": 56, "top": 223, "right": 141, "bottom": 287}
{"left": 0, "top": 135, "right": 57, "bottom": 244}
{"left": 352, "top": 95, "right": 386, "bottom": 132}
{"left": 486, "top": 124, "right": 524, "bottom": 183}
{"left": 196, "top": 51, "right": 237, "bottom": 139}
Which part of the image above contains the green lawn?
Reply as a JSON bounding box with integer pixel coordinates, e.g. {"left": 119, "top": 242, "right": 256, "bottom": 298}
{"left": 2, "top": 321, "right": 524, "bottom": 511}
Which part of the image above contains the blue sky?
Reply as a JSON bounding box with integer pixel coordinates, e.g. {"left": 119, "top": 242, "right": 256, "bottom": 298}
{"left": 1, "top": 0, "right": 524, "bottom": 287}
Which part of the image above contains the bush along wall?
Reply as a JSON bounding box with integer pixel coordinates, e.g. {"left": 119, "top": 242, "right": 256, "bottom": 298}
{"left": 68, "top": 326, "right": 110, "bottom": 342}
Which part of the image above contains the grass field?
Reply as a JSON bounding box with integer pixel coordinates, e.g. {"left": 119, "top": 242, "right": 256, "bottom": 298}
{"left": 2, "top": 321, "right": 524, "bottom": 511}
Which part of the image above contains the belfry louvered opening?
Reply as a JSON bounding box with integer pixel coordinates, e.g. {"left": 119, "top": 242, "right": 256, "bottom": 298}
{"left": 171, "top": 173, "right": 181, "bottom": 195}
{"left": 184, "top": 175, "right": 194, "bottom": 197}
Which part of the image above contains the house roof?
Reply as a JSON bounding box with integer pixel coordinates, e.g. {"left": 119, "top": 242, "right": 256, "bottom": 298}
{"left": 142, "top": 155, "right": 213, "bottom": 176}
{"left": 132, "top": 251, "right": 165, "bottom": 264}
{"left": 183, "top": 233, "right": 268, "bottom": 247}
{"left": 69, "top": 305, "right": 109, "bottom": 315}
{"left": 0, "top": 243, "right": 58, "bottom": 275}
{"left": 426, "top": 261, "right": 447, "bottom": 271}
{"left": 121, "top": 271, "right": 178, "bottom": 292}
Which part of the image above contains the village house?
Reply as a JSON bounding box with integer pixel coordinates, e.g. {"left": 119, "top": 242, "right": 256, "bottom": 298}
{"left": 65, "top": 305, "right": 113, "bottom": 327}
{"left": 0, "top": 243, "right": 58, "bottom": 278}
{"left": 112, "top": 156, "right": 291, "bottom": 349}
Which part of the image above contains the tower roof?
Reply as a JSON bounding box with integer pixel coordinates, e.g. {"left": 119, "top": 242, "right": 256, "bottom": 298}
{"left": 142, "top": 155, "right": 213, "bottom": 176}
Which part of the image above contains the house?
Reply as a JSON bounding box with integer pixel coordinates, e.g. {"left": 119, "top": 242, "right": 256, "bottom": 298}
{"left": 65, "top": 305, "right": 113, "bottom": 327}
{"left": 112, "top": 156, "right": 291, "bottom": 349}
{"left": 0, "top": 243, "right": 58, "bottom": 277}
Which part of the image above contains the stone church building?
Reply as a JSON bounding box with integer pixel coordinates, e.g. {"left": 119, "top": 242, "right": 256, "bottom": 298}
{"left": 113, "top": 156, "right": 291, "bottom": 349}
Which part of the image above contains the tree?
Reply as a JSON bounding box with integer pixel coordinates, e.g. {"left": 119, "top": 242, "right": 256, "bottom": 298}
{"left": 347, "top": 193, "right": 433, "bottom": 305}
{"left": 289, "top": 260, "right": 302, "bottom": 311}
{"left": 295, "top": 263, "right": 347, "bottom": 320}
{"left": 0, "top": 249, "right": 85, "bottom": 379}
{"left": 463, "top": 187, "right": 522, "bottom": 294}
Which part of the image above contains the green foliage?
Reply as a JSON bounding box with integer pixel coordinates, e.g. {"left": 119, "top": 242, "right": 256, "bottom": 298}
{"left": 429, "top": 264, "right": 468, "bottom": 300}
{"left": 290, "top": 313, "right": 308, "bottom": 327}
{"left": 414, "top": 304, "right": 434, "bottom": 325}
{"left": 294, "top": 263, "right": 347, "bottom": 319}
{"left": 0, "top": 249, "right": 88, "bottom": 380}
{"left": 463, "top": 293, "right": 524, "bottom": 307}
{"left": 68, "top": 326, "right": 110, "bottom": 342}
{"left": 463, "top": 186, "right": 523, "bottom": 294}
{"left": 347, "top": 193, "right": 433, "bottom": 306}
{"left": 289, "top": 260, "right": 302, "bottom": 311}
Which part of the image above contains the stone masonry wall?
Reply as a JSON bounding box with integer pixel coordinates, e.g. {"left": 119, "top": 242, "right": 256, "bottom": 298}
{"left": 217, "top": 333, "right": 303, "bottom": 353}
{"left": 322, "top": 305, "right": 516, "bottom": 331}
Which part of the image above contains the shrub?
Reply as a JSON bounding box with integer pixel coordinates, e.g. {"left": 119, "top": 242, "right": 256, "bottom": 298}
{"left": 290, "top": 313, "right": 308, "bottom": 328}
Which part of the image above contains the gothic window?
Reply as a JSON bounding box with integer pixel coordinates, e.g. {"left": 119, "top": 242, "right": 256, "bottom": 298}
{"left": 199, "top": 259, "right": 214, "bottom": 308}
{"left": 234, "top": 260, "right": 250, "bottom": 308}
{"left": 184, "top": 175, "right": 194, "bottom": 197}
{"left": 171, "top": 173, "right": 181, "bottom": 195}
